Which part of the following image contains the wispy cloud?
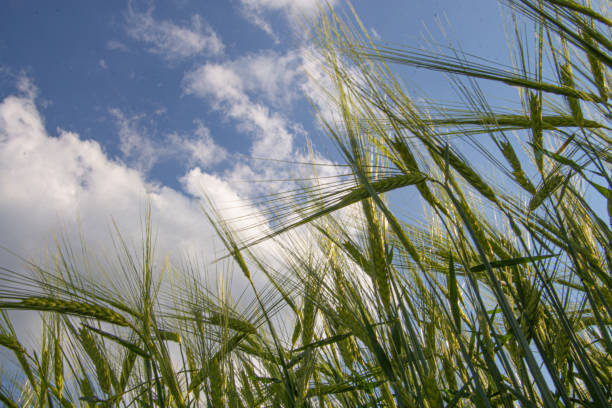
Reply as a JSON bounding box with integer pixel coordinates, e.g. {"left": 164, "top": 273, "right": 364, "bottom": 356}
{"left": 106, "top": 39, "right": 129, "bottom": 52}
{"left": 109, "top": 108, "right": 160, "bottom": 173}
{"left": 125, "top": 6, "right": 223, "bottom": 61}
{"left": 239, "top": 0, "right": 337, "bottom": 39}
{"left": 169, "top": 120, "right": 228, "bottom": 169}
{"left": 0, "top": 85, "right": 256, "bottom": 277}
{"left": 109, "top": 109, "right": 227, "bottom": 174}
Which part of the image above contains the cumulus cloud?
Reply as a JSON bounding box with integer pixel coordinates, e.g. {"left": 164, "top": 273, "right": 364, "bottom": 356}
{"left": 184, "top": 62, "right": 296, "bottom": 161}
{"left": 1, "top": 95, "right": 200, "bottom": 261}
{"left": 126, "top": 7, "right": 223, "bottom": 61}
{"left": 183, "top": 50, "right": 307, "bottom": 165}
{"left": 230, "top": 51, "right": 303, "bottom": 107}
{"left": 0, "top": 88, "right": 290, "bottom": 343}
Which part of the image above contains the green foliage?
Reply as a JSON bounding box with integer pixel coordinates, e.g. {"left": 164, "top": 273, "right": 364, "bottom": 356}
{"left": 0, "top": 0, "right": 611, "bottom": 406}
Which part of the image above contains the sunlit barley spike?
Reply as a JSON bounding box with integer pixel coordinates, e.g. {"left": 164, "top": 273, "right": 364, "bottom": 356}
{"left": 582, "top": 30, "right": 608, "bottom": 102}
{"left": 119, "top": 351, "right": 137, "bottom": 392}
{"left": 369, "top": 227, "right": 391, "bottom": 311}
{"left": 208, "top": 312, "right": 257, "bottom": 334}
{"left": 391, "top": 137, "right": 440, "bottom": 207}
{"left": 543, "top": 115, "right": 601, "bottom": 128}
{"left": 526, "top": 288, "right": 540, "bottom": 323}
{"left": 529, "top": 173, "right": 565, "bottom": 211}
{"left": 79, "top": 375, "right": 95, "bottom": 406}
{"left": 0, "top": 334, "right": 22, "bottom": 352}
{"left": 156, "top": 330, "right": 181, "bottom": 343}
{"left": 423, "top": 372, "right": 443, "bottom": 407}
{"left": 209, "top": 359, "right": 224, "bottom": 407}
{"left": 7, "top": 297, "right": 130, "bottom": 327}
{"left": 338, "top": 307, "right": 365, "bottom": 343}
{"left": 500, "top": 141, "right": 536, "bottom": 193}
{"left": 306, "top": 383, "right": 353, "bottom": 397}
{"left": 442, "top": 356, "right": 458, "bottom": 392}
{"left": 54, "top": 336, "right": 64, "bottom": 396}
{"left": 339, "top": 173, "right": 427, "bottom": 206}
{"left": 458, "top": 200, "right": 494, "bottom": 258}
{"left": 529, "top": 92, "right": 544, "bottom": 173}
{"left": 375, "top": 264, "right": 391, "bottom": 312}
{"left": 0, "top": 334, "right": 37, "bottom": 391}
{"left": 79, "top": 327, "right": 112, "bottom": 395}
{"left": 240, "top": 371, "right": 256, "bottom": 406}
{"left": 302, "top": 286, "right": 317, "bottom": 345}
{"left": 337, "top": 336, "right": 356, "bottom": 368}
{"left": 560, "top": 63, "right": 584, "bottom": 125}
{"left": 447, "top": 151, "right": 499, "bottom": 205}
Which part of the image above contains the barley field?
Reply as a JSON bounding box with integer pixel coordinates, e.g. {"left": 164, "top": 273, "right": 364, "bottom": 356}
{"left": 0, "top": 1, "right": 611, "bottom": 406}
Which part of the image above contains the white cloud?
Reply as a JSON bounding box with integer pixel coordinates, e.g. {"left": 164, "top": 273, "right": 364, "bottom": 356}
{"left": 182, "top": 47, "right": 346, "bottom": 204}
{"left": 0, "top": 91, "right": 276, "bottom": 295}
{"left": 182, "top": 50, "right": 307, "bottom": 166}
{"left": 126, "top": 7, "right": 223, "bottom": 61}
{"left": 169, "top": 120, "right": 227, "bottom": 169}
{"left": 184, "top": 61, "right": 296, "bottom": 161}
{"left": 99, "top": 59, "right": 108, "bottom": 69}
{"left": 239, "top": 0, "right": 337, "bottom": 39}
{"left": 232, "top": 51, "right": 303, "bottom": 107}
{"left": 16, "top": 74, "right": 38, "bottom": 100}
{"left": 241, "top": 0, "right": 327, "bottom": 13}
{"left": 107, "top": 40, "right": 129, "bottom": 52}
{"left": 110, "top": 109, "right": 228, "bottom": 173}
{"left": 109, "top": 108, "right": 160, "bottom": 173}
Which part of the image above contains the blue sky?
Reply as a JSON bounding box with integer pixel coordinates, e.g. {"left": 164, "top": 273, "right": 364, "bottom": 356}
{"left": 0, "top": 0, "right": 511, "bottom": 278}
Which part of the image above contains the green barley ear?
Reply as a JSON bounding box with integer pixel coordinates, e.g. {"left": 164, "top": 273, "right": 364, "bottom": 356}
{"left": 79, "top": 327, "right": 113, "bottom": 395}
{"left": 78, "top": 374, "right": 95, "bottom": 408}
{"left": 118, "top": 350, "right": 137, "bottom": 392}
{"left": 0, "top": 333, "right": 22, "bottom": 353}
{"left": 207, "top": 311, "right": 257, "bottom": 334}
{"left": 83, "top": 324, "right": 149, "bottom": 358}
{"left": 529, "top": 172, "right": 566, "bottom": 211}
{"left": 0, "top": 332, "right": 37, "bottom": 392}
{"left": 446, "top": 149, "right": 499, "bottom": 205}
{"left": 209, "top": 359, "right": 224, "bottom": 407}
{"left": 529, "top": 92, "right": 544, "bottom": 173}
{"left": 582, "top": 28, "right": 608, "bottom": 102}
{"left": 560, "top": 63, "right": 584, "bottom": 125}
{"left": 447, "top": 255, "right": 461, "bottom": 330}
{"left": 500, "top": 141, "right": 536, "bottom": 193}
{"left": 391, "top": 137, "right": 447, "bottom": 213}
{"left": 0, "top": 297, "right": 129, "bottom": 327}
{"left": 53, "top": 328, "right": 63, "bottom": 396}
{"left": 0, "top": 390, "right": 18, "bottom": 408}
